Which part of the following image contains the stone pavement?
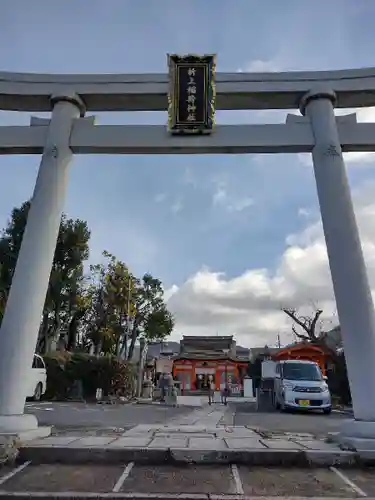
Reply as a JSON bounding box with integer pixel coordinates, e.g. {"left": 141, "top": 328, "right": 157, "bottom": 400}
{"left": 18, "top": 405, "right": 361, "bottom": 466}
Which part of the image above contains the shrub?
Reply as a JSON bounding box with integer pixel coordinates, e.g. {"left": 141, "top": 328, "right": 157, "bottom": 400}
{"left": 43, "top": 352, "right": 136, "bottom": 401}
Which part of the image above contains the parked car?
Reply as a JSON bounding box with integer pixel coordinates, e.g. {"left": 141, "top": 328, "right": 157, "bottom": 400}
{"left": 27, "top": 354, "right": 47, "bottom": 401}
{"left": 273, "top": 359, "right": 331, "bottom": 414}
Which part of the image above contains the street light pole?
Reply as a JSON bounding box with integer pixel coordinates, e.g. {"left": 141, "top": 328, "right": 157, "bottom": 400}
{"left": 223, "top": 348, "right": 230, "bottom": 406}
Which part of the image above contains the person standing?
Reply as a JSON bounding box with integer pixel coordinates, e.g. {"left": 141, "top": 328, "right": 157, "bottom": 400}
{"left": 221, "top": 385, "right": 228, "bottom": 405}
{"left": 208, "top": 378, "right": 216, "bottom": 405}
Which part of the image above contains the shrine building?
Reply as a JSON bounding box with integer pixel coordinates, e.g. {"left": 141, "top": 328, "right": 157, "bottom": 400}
{"left": 172, "top": 335, "right": 248, "bottom": 394}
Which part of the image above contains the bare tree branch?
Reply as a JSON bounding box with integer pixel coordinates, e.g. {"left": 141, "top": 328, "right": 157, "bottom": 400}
{"left": 292, "top": 324, "right": 309, "bottom": 341}
{"left": 310, "top": 309, "right": 323, "bottom": 339}
{"left": 282, "top": 308, "right": 311, "bottom": 335}
{"left": 282, "top": 307, "right": 323, "bottom": 341}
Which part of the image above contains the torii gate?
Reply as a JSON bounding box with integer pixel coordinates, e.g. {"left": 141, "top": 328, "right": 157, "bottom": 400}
{"left": 1, "top": 65, "right": 375, "bottom": 449}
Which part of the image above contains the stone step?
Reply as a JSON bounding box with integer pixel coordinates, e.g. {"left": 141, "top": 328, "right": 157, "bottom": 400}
{"left": 18, "top": 442, "right": 357, "bottom": 467}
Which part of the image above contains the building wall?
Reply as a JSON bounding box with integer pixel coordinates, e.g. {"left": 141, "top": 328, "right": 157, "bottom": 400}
{"left": 173, "top": 359, "right": 246, "bottom": 393}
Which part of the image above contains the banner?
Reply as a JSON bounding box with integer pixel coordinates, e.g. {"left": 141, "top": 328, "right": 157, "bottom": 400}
{"left": 156, "top": 358, "right": 173, "bottom": 374}
{"left": 167, "top": 54, "right": 216, "bottom": 135}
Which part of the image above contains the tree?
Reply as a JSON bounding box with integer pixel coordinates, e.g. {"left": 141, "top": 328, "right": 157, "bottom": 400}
{"left": 0, "top": 201, "right": 174, "bottom": 358}
{"left": 0, "top": 200, "right": 91, "bottom": 352}
{"left": 102, "top": 251, "right": 134, "bottom": 358}
{"left": 82, "top": 252, "right": 134, "bottom": 356}
{"left": 82, "top": 256, "right": 174, "bottom": 359}
{"left": 127, "top": 273, "right": 174, "bottom": 360}
{"left": 0, "top": 202, "right": 30, "bottom": 322}
{"left": 282, "top": 307, "right": 323, "bottom": 342}
{"left": 38, "top": 215, "right": 91, "bottom": 352}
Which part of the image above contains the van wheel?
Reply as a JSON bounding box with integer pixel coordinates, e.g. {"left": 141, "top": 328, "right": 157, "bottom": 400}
{"left": 33, "top": 383, "right": 42, "bottom": 402}
{"left": 323, "top": 407, "right": 332, "bottom": 415}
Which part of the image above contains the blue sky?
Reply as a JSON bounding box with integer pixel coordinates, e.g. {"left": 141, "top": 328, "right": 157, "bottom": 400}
{"left": 2, "top": 0, "right": 375, "bottom": 345}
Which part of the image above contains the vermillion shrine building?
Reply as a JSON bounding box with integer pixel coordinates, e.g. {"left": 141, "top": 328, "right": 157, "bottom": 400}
{"left": 172, "top": 336, "right": 248, "bottom": 394}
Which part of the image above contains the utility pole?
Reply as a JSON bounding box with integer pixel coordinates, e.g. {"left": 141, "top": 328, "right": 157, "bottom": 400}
{"left": 277, "top": 333, "right": 281, "bottom": 349}
{"left": 118, "top": 275, "right": 133, "bottom": 360}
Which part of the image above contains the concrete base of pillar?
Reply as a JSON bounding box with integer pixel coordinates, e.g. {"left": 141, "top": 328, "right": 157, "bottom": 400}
{"left": 339, "top": 419, "right": 375, "bottom": 451}
{"left": 0, "top": 414, "right": 51, "bottom": 441}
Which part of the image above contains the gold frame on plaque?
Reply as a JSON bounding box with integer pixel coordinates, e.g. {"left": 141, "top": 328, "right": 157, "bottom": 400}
{"left": 167, "top": 54, "right": 216, "bottom": 135}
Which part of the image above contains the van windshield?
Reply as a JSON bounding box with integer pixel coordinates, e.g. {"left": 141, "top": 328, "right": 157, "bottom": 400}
{"left": 282, "top": 362, "right": 322, "bottom": 381}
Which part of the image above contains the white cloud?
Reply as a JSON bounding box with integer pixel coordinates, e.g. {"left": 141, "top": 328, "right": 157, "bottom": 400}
{"left": 154, "top": 193, "right": 167, "bottom": 203}
{"left": 298, "top": 207, "right": 311, "bottom": 218}
{"left": 212, "top": 182, "right": 254, "bottom": 213}
{"left": 167, "top": 180, "right": 375, "bottom": 348}
{"left": 171, "top": 198, "right": 183, "bottom": 214}
{"left": 238, "top": 59, "right": 281, "bottom": 73}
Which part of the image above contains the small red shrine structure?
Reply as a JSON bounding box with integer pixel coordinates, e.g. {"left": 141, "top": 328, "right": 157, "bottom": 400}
{"left": 271, "top": 342, "right": 330, "bottom": 375}
{"left": 172, "top": 336, "right": 248, "bottom": 393}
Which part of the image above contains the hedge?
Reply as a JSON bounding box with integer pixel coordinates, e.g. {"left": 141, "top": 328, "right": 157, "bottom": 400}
{"left": 43, "top": 351, "right": 136, "bottom": 401}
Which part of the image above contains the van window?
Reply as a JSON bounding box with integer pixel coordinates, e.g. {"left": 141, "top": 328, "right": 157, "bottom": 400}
{"left": 32, "top": 355, "right": 45, "bottom": 369}
{"left": 283, "top": 362, "right": 322, "bottom": 381}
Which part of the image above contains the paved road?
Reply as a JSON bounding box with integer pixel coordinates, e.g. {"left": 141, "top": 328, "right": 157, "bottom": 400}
{"left": 1, "top": 462, "right": 373, "bottom": 497}
{"left": 25, "top": 402, "right": 193, "bottom": 433}
{"left": 25, "top": 400, "right": 347, "bottom": 438}
{"left": 228, "top": 402, "right": 347, "bottom": 436}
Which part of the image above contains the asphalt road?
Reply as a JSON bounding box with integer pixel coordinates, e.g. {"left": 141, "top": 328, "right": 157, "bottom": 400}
{"left": 25, "top": 400, "right": 348, "bottom": 437}
{"left": 25, "top": 402, "right": 193, "bottom": 432}
{"left": 230, "top": 401, "right": 347, "bottom": 436}
{"left": 2, "top": 463, "right": 372, "bottom": 496}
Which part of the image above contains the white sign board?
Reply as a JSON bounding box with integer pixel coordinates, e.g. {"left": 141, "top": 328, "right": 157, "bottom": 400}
{"left": 243, "top": 378, "right": 254, "bottom": 398}
{"left": 261, "top": 360, "right": 276, "bottom": 379}
{"left": 156, "top": 358, "right": 173, "bottom": 374}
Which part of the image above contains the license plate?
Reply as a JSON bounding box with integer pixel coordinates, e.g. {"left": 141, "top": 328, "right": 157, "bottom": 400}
{"left": 299, "top": 399, "right": 310, "bottom": 406}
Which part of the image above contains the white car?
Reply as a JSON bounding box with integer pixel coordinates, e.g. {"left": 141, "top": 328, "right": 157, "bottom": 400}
{"left": 28, "top": 354, "right": 47, "bottom": 401}
{"left": 273, "top": 359, "right": 331, "bottom": 414}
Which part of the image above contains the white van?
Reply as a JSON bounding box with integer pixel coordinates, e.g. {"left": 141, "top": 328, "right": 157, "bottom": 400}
{"left": 273, "top": 359, "right": 331, "bottom": 414}
{"left": 27, "top": 354, "right": 47, "bottom": 401}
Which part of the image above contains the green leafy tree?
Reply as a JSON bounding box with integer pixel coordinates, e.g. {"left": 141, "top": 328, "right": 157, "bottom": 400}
{"left": 0, "top": 201, "right": 91, "bottom": 352}
{"left": 0, "top": 201, "right": 173, "bottom": 358}
{"left": 0, "top": 202, "right": 30, "bottom": 321}
{"left": 127, "top": 273, "right": 174, "bottom": 360}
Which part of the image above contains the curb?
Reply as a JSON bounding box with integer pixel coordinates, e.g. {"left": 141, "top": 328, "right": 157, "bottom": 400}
{"left": 0, "top": 494, "right": 374, "bottom": 500}
{"left": 19, "top": 445, "right": 360, "bottom": 467}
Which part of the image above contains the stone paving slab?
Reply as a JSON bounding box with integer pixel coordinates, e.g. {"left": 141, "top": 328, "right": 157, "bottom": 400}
{"left": 216, "top": 428, "right": 259, "bottom": 438}
{"left": 189, "top": 438, "right": 227, "bottom": 450}
{"left": 110, "top": 437, "right": 153, "bottom": 447}
{"left": 261, "top": 438, "right": 305, "bottom": 449}
{"left": 155, "top": 425, "right": 209, "bottom": 433}
{"left": 148, "top": 437, "right": 188, "bottom": 448}
{"left": 155, "top": 433, "right": 215, "bottom": 440}
{"left": 297, "top": 440, "right": 343, "bottom": 451}
{"left": 68, "top": 436, "right": 117, "bottom": 447}
{"left": 224, "top": 438, "right": 267, "bottom": 450}
{"left": 28, "top": 436, "right": 80, "bottom": 447}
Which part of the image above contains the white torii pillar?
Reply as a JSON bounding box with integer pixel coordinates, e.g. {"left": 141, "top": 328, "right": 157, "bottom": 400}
{"left": 0, "top": 93, "right": 85, "bottom": 435}
{"left": 301, "top": 89, "right": 375, "bottom": 448}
